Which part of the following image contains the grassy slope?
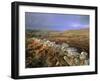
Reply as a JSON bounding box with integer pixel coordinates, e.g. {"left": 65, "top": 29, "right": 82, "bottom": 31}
{"left": 47, "top": 28, "right": 89, "bottom": 54}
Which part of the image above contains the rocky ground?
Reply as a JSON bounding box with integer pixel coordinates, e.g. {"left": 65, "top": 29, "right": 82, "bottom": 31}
{"left": 26, "top": 37, "right": 89, "bottom": 68}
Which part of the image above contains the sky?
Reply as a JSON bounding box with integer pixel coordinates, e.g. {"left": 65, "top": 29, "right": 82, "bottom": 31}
{"left": 25, "top": 12, "right": 89, "bottom": 31}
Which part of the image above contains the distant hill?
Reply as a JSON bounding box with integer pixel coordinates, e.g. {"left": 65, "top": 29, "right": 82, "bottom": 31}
{"left": 61, "top": 28, "right": 89, "bottom": 36}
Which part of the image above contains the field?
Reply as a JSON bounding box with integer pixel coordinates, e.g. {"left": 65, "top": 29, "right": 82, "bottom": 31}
{"left": 25, "top": 28, "right": 89, "bottom": 68}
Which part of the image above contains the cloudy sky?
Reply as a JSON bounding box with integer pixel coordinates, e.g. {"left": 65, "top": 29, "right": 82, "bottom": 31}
{"left": 25, "top": 12, "right": 89, "bottom": 31}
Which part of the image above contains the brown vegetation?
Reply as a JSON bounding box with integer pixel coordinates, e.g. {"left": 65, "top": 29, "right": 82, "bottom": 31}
{"left": 25, "top": 28, "right": 89, "bottom": 68}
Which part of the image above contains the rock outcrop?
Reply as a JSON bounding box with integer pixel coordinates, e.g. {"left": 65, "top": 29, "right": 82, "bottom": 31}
{"left": 26, "top": 37, "right": 89, "bottom": 68}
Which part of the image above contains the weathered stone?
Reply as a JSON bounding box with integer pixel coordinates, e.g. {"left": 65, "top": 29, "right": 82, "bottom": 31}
{"left": 84, "top": 59, "right": 89, "bottom": 65}
{"left": 74, "top": 58, "right": 80, "bottom": 65}
{"left": 56, "top": 61, "right": 60, "bottom": 66}
{"left": 80, "top": 51, "right": 88, "bottom": 60}
{"left": 62, "top": 43, "right": 69, "bottom": 48}
{"left": 26, "top": 37, "right": 89, "bottom": 67}
{"left": 63, "top": 56, "right": 75, "bottom": 66}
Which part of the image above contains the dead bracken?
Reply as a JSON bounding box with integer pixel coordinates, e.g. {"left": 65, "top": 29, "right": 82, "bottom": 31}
{"left": 26, "top": 37, "right": 89, "bottom": 68}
